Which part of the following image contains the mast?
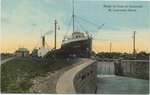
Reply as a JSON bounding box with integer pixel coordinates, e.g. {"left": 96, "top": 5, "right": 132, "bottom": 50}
{"left": 54, "top": 20, "right": 57, "bottom": 49}
{"left": 72, "top": 0, "right": 75, "bottom": 32}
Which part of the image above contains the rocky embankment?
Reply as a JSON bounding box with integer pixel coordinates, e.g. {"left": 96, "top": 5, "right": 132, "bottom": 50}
{"left": 29, "top": 59, "right": 83, "bottom": 93}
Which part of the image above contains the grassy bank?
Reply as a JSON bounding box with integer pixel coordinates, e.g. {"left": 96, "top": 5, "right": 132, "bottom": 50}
{"left": 1, "top": 57, "right": 76, "bottom": 93}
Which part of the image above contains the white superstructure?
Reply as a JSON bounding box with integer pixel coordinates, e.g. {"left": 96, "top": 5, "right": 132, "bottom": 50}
{"left": 62, "top": 32, "right": 92, "bottom": 45}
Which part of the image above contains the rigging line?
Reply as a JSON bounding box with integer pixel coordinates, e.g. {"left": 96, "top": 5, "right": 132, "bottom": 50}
{"left": 34, "top": 42, "right": 39, "bottom": 49}
{"left": 65, "top": 16, "right": 72, "bottom": 35}
{"left": 76, "top": 16, "right": 85, "bottom": 31}
{"left": 45, "top": 41, "right": 51, "bottom": 49}
{"left": 97, "top": 24, "right": 104, "bottom": 30}
{"left": 76, "top": 15, "right": 100, "bottom": 28}
{"left": 76, "top": 18, "right": 81, "bottom": 31}
{"left": 76, "top": 21, "right": 79, "bottom": 32}
{"left": 34, "top": 37, "right": 42, "bottom": 49}
{"left": 77, "top": 19, "right": 87, "bottom": 32}
{"left": 77, "top": 16, "right": 97, "bottom": 34}
{"left": 94, "top": 38, "right": 128, "bottom": 42}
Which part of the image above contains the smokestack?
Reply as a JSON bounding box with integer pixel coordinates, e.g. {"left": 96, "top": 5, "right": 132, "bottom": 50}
{"left": 42, "top": 36, "right": 45, "bottom": 48}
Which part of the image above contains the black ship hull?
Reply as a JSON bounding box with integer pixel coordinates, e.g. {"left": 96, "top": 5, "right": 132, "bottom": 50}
{"left": 54, "top": 38, "right": 92, "bottom": 58}
{"left": 61, "top": 38, "right": 92, "bottom": 57}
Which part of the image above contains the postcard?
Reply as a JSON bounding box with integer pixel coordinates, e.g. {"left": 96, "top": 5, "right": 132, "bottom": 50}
{"left": 1, "top": 0, "right": 149, "bottom": 94}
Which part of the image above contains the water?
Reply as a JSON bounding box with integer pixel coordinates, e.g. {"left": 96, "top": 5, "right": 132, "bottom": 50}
{"left": 97, "top": 61, "right": 149, "bottom": 94}
{"left": 97, "top": 76, "right": 149, "bottom": 94}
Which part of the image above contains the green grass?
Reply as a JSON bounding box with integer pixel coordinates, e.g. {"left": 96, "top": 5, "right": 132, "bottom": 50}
{"left": 1, "top": 57, "right": 76, "bottom": 93}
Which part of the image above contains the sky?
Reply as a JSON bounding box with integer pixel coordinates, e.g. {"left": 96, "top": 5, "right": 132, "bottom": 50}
{"left": 1, "top": 0, "right": 150, "bottom": 53}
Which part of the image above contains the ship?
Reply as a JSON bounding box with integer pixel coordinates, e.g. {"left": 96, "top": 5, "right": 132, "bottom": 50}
{"left": 52, "top": 0, "right": 92, "bottom": 58}
{"left": 31, "top": 35, "right": 50, "bottom": 58}
{"left": 57, "top": 31, "right": 92, "bottom": 58}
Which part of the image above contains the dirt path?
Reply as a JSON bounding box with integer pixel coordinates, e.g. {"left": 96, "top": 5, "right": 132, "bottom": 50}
{"left": 1, "top": 57, "right": 15, "bottom": 64}
{"left": 29, "top": 59, "right": 83, "bottom": 93}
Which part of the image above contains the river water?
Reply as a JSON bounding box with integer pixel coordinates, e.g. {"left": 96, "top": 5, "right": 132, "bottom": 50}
{"left": 97, "top": 61, "right": 149, "bottom": 94}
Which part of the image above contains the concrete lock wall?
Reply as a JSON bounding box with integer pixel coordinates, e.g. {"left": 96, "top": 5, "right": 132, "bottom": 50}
{"left": 114, "top": 60, "right": 149, "bottom": 80}
{"left": 56, "top": 59, "right": 97, "bottom": 94}
{"left": 74, "top": 62, "right": 97, "bottom": 93}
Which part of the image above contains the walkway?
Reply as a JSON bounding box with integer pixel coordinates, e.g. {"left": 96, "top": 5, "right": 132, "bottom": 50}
{"left": 56, "top": 58, "right": 94, "bottom": 94}
{"left": 1, "top": 57, "right": 15, "bottom": 64}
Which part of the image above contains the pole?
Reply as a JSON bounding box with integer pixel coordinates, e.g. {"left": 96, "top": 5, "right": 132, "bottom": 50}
{"left": 133, "top": 31, "right": 136, "bottom": 55}
{"left": 54, "top": 20, "right": 57, "bottom": 49}
{"left": 72, "top": 0, "right": 75, "bottom": 32}
{"left": 42, "top": 36, "right": 45, "bottom": 48}
{"left": 110, "top": 41, "right": 112, "bottom": 53}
